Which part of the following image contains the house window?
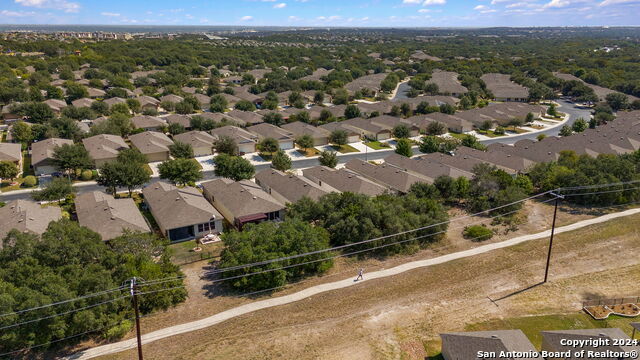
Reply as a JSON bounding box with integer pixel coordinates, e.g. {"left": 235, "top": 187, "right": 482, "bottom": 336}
{"left": 198, "top": 218, "right": 217, "bottom": 233}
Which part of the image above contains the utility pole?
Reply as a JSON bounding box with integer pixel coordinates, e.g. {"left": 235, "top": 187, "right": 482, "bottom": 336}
{"left": 544, "top": 193, "right": 564, "bottom": 283}
{"left": 130, "top": 277, "right": 144, "bottom": 360}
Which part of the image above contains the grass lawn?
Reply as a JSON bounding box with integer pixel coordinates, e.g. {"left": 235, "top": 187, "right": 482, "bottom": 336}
{"left": 22, "top": 151, "right": 34, "bottom": 176}
{"left": 364, "top": 141, "right": 391, "bottom": 150}
{"left": 447, "top": 132, "right": 468, "bottom": 140}
{"left": 465, "top": 313, "right": 639, "bottom": 349}
{"left": 190, "top": 158, "right": 203, "bottom": 170}
{"left": 1, "top": 179, "right": 25, "bottom": 192}
{"left": 476, "top": 130, "right": 506, "bottom": 138}
{"left": 168, "top": 239, "right": 224, "bottom": 265}
{"left": 331, "top": 144, "right": 360, "bottom": 153}
{"left": 296, "top": 147, "right": 320, "bottom": 157}
{"left": 143, "top": 163, "right": 153, "bottom": 175}
{"left": 507, "top": 127, "right": 531, "bottom": 134}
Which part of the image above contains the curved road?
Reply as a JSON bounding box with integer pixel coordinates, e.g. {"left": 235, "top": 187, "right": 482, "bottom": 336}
{"left": 66, "top": 207, "right": 640, "bottom": 359}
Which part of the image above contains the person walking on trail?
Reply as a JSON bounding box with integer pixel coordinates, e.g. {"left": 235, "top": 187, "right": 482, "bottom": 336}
{"left": 355, "top": 268, "right": 364, "bottom": 281}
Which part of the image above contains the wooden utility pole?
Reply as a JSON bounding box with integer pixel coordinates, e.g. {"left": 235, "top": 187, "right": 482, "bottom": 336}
{"left": 130, "top": 277, "right": 144, "bottom": 360}
{"left": 544, "top": 193, "right": 564, "bottom": 283}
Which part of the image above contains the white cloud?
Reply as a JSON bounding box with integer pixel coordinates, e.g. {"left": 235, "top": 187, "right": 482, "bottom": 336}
{"left": 273, "top": 2, "right": 286, "bottom": 8}
{"left": 240, "top": 15, "right": 253, "bottom": 21}
{"left": 474, "top": 5, "right": 488, "bottom": 10}
{"left": 15, "top": 0, "right": 79, "bottom": 12}
{"left": 101, "top": 12, "right": 120, "bottom": 17}
{"left": 0, "top": 9, "right": 36, "bottom": 17}
{"left": 402, "top": 0, "right": 422, "bottom": 3}
{"left": 544, "top": 0, "right": 570, "bottom": 8}
{"left": 423, "top": 0, "right": 446, "bottom": 4}
{"left": 599, "top": 0, "right": 640, "bottom": 5}
{"left": 418, "top": 8, "right": 431, "bottom": 12}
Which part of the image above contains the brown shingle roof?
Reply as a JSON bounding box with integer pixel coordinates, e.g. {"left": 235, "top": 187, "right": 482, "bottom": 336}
{"left": 173, "top": 131, "right": 215, "bottom": 149}
{"left": 0, "top": 143, "right": 21, "bottom": 163}
{"left": 82, "top": 134, "right": 129, "bottom": 162}
{"left": 344, "top": 158, "right": 427, "bottom": 193}
{"left": 75, "top": 191, "right": 150, "bottom": 241}
{"left": 31, "top": 138, "right": 74, "bottom": 167}
{"left": 0, "top": 200, "right": 62, "bottom": 243}
{"left": 129, "top": 131, "right": 173, "bottom": 155}
{"left": 202, "top": 178, "right": 284, "bottom": 221}
{"left": 255, "top": 169, "right": 328, "bottom": 203}
{"left": 303, "top": 166, "right": 387, "bottom": 197}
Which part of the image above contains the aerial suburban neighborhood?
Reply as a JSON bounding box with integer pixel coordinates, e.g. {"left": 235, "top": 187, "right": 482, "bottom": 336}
{"left": 0, "top": 5, "right": 640, "bottom": 360}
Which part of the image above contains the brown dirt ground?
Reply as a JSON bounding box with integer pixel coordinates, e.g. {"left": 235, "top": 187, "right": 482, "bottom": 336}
{"left": 90, "top": 209, "right": 640, "bottom": 360}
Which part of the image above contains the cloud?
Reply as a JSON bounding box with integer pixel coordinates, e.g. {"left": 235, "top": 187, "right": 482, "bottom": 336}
{"left": 544, "top": 0, "right": 570, "bottom": 8}
{"left": 403, "top": 0, "right": 445, "bottom": 5}
{"left": 100, "top": 12, "right": 120, "bottom": 17}
{"left": 14, "top": 0, "right": 79, "bottom": 12}
{"left": 599, "top": 0, "right": 640, "bottom": 5}
{"left": 273, "top": 2, "right": 286, "bottom": 8}
{"left": 0, "top": 9, "right": 36, "bottom": 17}
{"left": 240, "top": 15, "right": 253, "bottom": 21}
{"left": 474, "top": 5, "right": 488, "bottom": 10}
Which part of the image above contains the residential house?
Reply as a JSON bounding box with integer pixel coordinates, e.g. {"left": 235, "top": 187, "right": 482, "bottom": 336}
{"left": 173, "top": 131, "right": 215, "bottom": 156}
{"left": 318, "top": 122, "right": 361, "bottom": 143}
{"left": 369, "top": 115, "right": 420, "bottom": 137}
{"left": 129, "top": 131, "right": 174, "bottom": 162}
{"left": 87, "top": 87, "right": 106, "bottom": 98}
{"left": 421, "top": 112, "right": 474, "bottom": 133}
{"left": 420, "top": 152, "right": 517, "bottom": 175}
{"left": 1, "top": 104, "right": 22, "bottom": 122}
{"left": 75, "top": 191, "right": 151, "bottom": 241}
{"left": 43, "top": 99, "right": 67, "bottom": 114}
{"left": 202, "top": 178, "right": 285, "bottom": 229}
{"left": 541, "top": 328, "right": 640, "bottom": 359}
{"left": 345, "top": 73, "right": 388, "bottom": 95}
{"left": 193, "top": 94, "right": 211, "bottom": 109}
{"left": 31, "top": 138, "right": 74, "bottom": 175}
{"left": 138, "top": 95, "right": 160, "bottom": 111}
{"left": 255, "top": 169, "right": 329, "bottom": 204}
{"left": 0, "top": 200, "right": 62, "bottom": 243}
{"left": 384, "top": 153, "right": 473, "bottom": 182}
{"left": 480, "top": 73, "right": 529, "bottom": 102}
{"left": 247, "top": 123, "right": 295, "bottom": 150}
{"left": 427, "top": 70, "right": 468, "bottom": 97}
{"left": 71, "top": 98, "right": 94, "bottom": 109}
{"left": 142, "top": 181, "right": 223, "bottom": 241}
{"left": 226, "top": 109, "right": 264, "bottom": 126}
{"left": 411, "top": 50, "right": 441, "bottom": 62}
{"left": 0, "top": 143, "right": 23, "bottom": 175}
{"left": 210, "top": 125, "right": 258, "bottom": 154}
{"left": 164, "top": 114, "right": 192, "bottom": 130}
{"left": 344, "top": 158, "right": 427, "bottom": 194}
{"left": 454, "top": 146, "right": 535, "bottom": 174}
{"left": 82, "top": 134, "right": 129, "bottom": 167}
{"left": 131, "top": 115, "right": 166, "bottom": 131}
{"left": 440, "top": 330, "right": 537, "bottom": 360}
{"left": 160, "top": 94, "right": 184, "bottom": 105}
{"left": 103, "top": 97, "right": 126, "bottom": 108}
{"left": 281, "top": 121, "right": 332, "bottom": 146}
{"left": 303, "top": 166, "right": 387, "bottom": 197}
{"left": 340, "top": 117, "right": 393, "bottom": 141}
{"left": 300, "top": 68, "right": 332, "bottom": 81}
{"left": 222, "top": 75, "right": 242, "bottom": 84}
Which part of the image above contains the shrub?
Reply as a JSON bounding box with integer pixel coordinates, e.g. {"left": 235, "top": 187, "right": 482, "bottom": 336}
{"left": 81, "top": 170, "right": 93, "bottom": 181}
{"left": 22, "top": 175, "right": 37, "bottom": 187}
{"left": 494, "top": 126, "right": 506, "bottom": 135}
{"left": 463, "top": 225, "right": 493, "bottom": 241}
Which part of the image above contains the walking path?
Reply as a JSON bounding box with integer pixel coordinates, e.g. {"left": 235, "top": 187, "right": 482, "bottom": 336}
{"left": 67, "top": 207, "right": 640, "bottom": 360}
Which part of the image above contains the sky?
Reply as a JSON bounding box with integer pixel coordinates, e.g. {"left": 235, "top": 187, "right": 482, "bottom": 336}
{"left": 0, "top": 0, "right": 639, "bottom": 27}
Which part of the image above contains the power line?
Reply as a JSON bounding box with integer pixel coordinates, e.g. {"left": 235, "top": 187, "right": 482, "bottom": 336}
{"left": 0, "top": 296, "right": 128, "bottom": 332}
{"left": 561, "top": 185, "right": 640, "bottom": 197}
{"left": 0, "top": 285, "right": 126, "bottom": 319}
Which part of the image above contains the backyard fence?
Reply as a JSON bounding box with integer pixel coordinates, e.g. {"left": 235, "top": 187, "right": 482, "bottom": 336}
{"left": 583, "top": 296, "right": 640, "bottom": 307}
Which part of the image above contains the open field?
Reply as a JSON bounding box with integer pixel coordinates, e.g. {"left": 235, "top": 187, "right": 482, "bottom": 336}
{"left": 86, "top": 207, "right": 640, "bottom": 360}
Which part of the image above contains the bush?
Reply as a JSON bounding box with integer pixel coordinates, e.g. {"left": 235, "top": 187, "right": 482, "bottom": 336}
{"left": 81, "top": 170, "right": 93, "bottom": 181}
{"left": 22, "top": 175, "right": 37, "bottom": 187}
{"left": 463, "top": 225, "right": 493, "bottom": 241}
{"left": 105, "top": 320, "right": 133, "bottom": 341}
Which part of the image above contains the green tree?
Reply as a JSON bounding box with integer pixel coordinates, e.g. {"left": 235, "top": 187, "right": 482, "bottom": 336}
{"left": 32, "top": 177, "right": 75, "bottom": 203}
{"left": 158, "top": 158, "right": 202, "bottom": 185}
{"left": 52, "top": 143, "right": 93, "bottom": 177}
{"left": 213, "top": 135, "right": 239, "bottom": 156}
{"left": 395, "top": 138, "right": 413, "bottom": 157}
{"left": 329, "top": 130, "right": 348, "bottom": 146}
{"left": 235, "top": 100, "right": 256, "bottom": 111}
{"left": 393, "top": 124, "right": 410, "bottom": 139}
{"left": 271, "top": 149, "right": 292, "bottom": 171}
{"left": 209, "top": 94, "right": 228, "bottom": 113}
{"left": 547, "top": 103, "right": 557, "bottom": 117}
{"left": 213, "top": 154, "right": 255, "bottom": 181}
{"left": 296, "top": 134, "right": 314, "bottom": 152}
{"left": 605, "top": 92, "right": 629, "bottom": 111}
{"left": 65, "top": 83, "right": 89, "bottom": 102}
{"left": 169, "top": 141, "right": 194, "bottom": 159}
{"left": 258, "top": 137, "right": 279, "bottom": 154}
{"left": 264, "top": 112, "right": 284, "bottom": 126}
{"left": 559, "top": 125, "right": 573, "bottom": 137}
{"left": 461, "top": 134, "right": 486, "bottom": 151}
{"left": 426, "top": 121, "right": 446, "bottom": 135}
{"left": 419, "top": 136, "right": 440, "bottom": 153}
{"left": 10, "top": 120, "right": 32, "bottom": 144}
{"left": 0, "top": 161, "right": 19, "bottom": 183}
{"left": 572, "top": 117, "right": 588, "bottom": 133}
{"left": 318, "top": 150, "right": 338, "bottom": 168}
{"left": 168, "top": 122, "right": 186, "bottom": 135}
{"left": 344, "top": 104, "right": 361, "bottom": 119}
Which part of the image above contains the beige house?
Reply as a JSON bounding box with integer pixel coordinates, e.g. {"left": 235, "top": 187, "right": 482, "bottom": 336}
{"left": 131, "top": 115, "right": 166, "bottom": 131}
{"left": 210, "top": 125, "right": 258, "bottom": 154}
{"left": 142, "top": 181, "right": 223, "bottom": 241}
{"left": 82, "top": 134, "right": 129, "bottom": 167}
{"left": 202, "top": 178, "right": 285, "bottom": 229}
{"left": 0, "top": 200, "right": 62, "bottom": 243}
{"left": 281, "top": 121, "right": 332, "bottom": 146}
{"left": 246, "top": 123, "right": 295, "bottom": 150}
{"left": 255, "top": 169, "right": 328, "bottom": 204}
{"left": 75, "top": 191, "right": 151, "bottom": 241}
{"left": 173, "top": 131, "right": 215, "bottom": 157}
{"left": 31, "top": 138, "right": 74, "bottom": 175}
{"left": 129, "top": 131, "right": 174, "bottom": 162}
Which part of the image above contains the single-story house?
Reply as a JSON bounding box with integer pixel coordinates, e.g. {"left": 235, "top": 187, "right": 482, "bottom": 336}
{"left": 344, "top": 158, "right": 427, "bottom": 194}
{"left": 43, "top": 99, "right": 68, "bottom": 114}
{"left": 75, "top": 191, "right": 151, "bottom": 241}
{"left": 426, "top": 70, "right": 468, "bottom": 97}
{"left": 142, "top": 181, "right": 223, "bottom": 242}
{"left": 193, "top": 94, "right": 211, "bottom": 109}
{"left": 255, "top": 169, "right": 329, "bottom": 204}
{"left": 71, "top": 98, "right": 94, "bottom": 109}
{"left": 131, "top": 115, "right": 166, "bottom": 131}
{"left": 87, "top": 87, "right": 106, "bottom": 98}
{"left": 210, "top": 125, "right": 258, "bottom": 154}
{"left": 129, "top": 131, "right": 174, "bottom": 162}
{"left": 281, "top": 121, "right": 332, "bottom": 146}
{"left": 340, "top": 117, "right": 392, "bottom": 141}
{"left": 318, "top": 122, "right": 361, "bottom": 143}
{"left": 0, "top": 200, "right": 62, "bottom": 243}
{"left": 384, "top": 153, "right": 473, "bottom": 182}
{"left": 541, "top": 328, "right": 640, "bottom": 359}
{"left": 303, "top": 166, "right": 387, "bottom": 197}
{"left": 440, "top": 330, "right": 537, "bottom": 360}
{"left": 1, "top": 104, "right": 22, "bottom": 122}
{"left": 164, "top": 114, "right": 192, "bottom": 130}
{"left": 103, "top": 97, "right": 127, "bottom": 108}
{"left": 202, "top": 178, "right": 285, "bottom": 229}
{"left": 480, "top": 73, "right": 529, "bottom": 102}
{"left": 0, "top": 143, "right": 23, "bottom": 175}
{"left": 138, "top": 95, "right": 160, "bottom": 111}
{"left": 173, "top": 131, "right": 215, "bottom": 156}
{"left": 82, "top": 134, "right": 129, "bottom": 167}
{"left": 226, "top": 109, "right": 264, "bottom": 126}
{"left": 246, "top": 123, "right": 295, "bottom": 150}
{"left": 31, "top": 138, "right": 74, "bottom": 175}
{"left": 160, "top": 94, "right": 184, "bottom": 105}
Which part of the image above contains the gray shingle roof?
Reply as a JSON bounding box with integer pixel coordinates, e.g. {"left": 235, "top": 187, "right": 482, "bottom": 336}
{"left": 82, "top": 134, "right": 129, "bottom": 162}
{"left": 255, "top": 169, "right": 328, "bottom": 203}
{"left": 0, "top": 200, "right": 62, "bottom": 243}
{"left": 202, "top": 178, "right": 284, "bottom": 221}
{"left": 303, "top": 166, "right": 387, "bottom": 197}
{"left": 75, "top": 191, "right": 150, "bottom": 241}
